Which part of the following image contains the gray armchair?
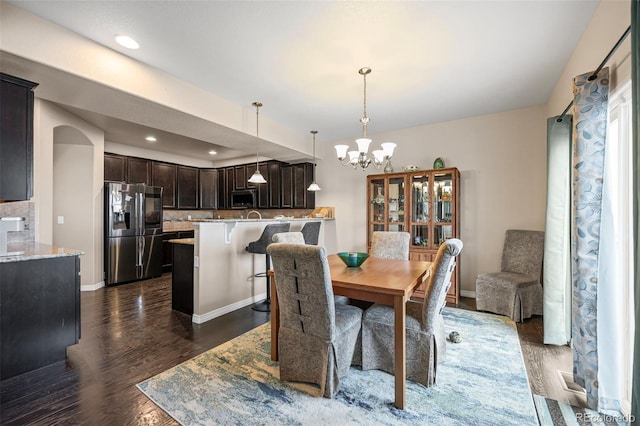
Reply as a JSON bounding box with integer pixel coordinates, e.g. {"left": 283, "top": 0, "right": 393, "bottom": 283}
{"left": 361, "top": 238, "right": 463, "bottom": 387}
{"left": 267, "top": 243, "right": 363, "bottom": 398}
{"left": 475, "top": 229, "right": 545, "bottom": 322}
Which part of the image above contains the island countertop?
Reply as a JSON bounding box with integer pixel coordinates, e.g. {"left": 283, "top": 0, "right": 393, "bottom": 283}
{"left": 0, "top": 242, "right": 84, "bottom": 263}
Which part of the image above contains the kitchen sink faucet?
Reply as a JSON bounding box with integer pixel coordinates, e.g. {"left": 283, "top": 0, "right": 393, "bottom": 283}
{"left": 247, "top": 210, "right": 262, "bottom": 220}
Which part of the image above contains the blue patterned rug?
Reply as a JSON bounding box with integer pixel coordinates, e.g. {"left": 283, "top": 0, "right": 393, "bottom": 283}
{"left": 137, "top": 308, "right": 538, "bottom": 425}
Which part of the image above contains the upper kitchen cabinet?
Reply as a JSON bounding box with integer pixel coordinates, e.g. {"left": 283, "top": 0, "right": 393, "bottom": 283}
{"left": 199, "top": 168, "right": 219, "bottom": 209}
{"left": 233, "top": 165, "right": 247, "bottom": 190}
{"left": 267, "top": 161, "right": 282, "bottom": 209}
{"left": 177, "top": 166, "right": 198, "bottom": 209}
{"left": 152, "top": 162, "right": 177, "bottom": 208}
{"left": 0, "top": 73, "right": 38, "bottom": 201}
{"left": 280, "top": 165, "right": 293, "bottom": 208}
{"left": 104, "top": 153, "right": 126, "bottom": 182}
{"left": 127, "top": 157, "right": 152, "bottom": 185}
{"left": 280, "top": 162, "right": 315, "bottom": 209}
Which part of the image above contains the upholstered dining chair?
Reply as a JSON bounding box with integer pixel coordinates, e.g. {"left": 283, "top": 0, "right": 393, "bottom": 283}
{"left": 266, "top": 243, "right": 363, "bottom": 398}
{"left": 369, "top": 231, "right": 410, "bottom": 260}
{"left": 475, "top": 229, "right": 545, "bottom": 322}
{"left": 361, "top": 238, "right": 463, "bottom": 387}
{"left": 272, "top": 231, "right": 305, "bottom": 244}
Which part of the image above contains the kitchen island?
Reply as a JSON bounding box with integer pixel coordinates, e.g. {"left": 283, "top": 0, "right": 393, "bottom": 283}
{"left": 190, "top": 218, "right": 335, "bottom": 323}
{"left": 0, "top": 242, "right": 83, "bottom": 379}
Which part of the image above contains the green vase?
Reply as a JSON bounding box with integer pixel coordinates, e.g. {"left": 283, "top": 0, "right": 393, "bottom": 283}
{"left": 433, "top": 157, "right": 445, "bottom": 169}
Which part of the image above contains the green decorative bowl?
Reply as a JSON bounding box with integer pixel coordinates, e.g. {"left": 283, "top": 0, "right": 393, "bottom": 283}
{"left": 337, "top": 252, "right": 369, "bottom": 267}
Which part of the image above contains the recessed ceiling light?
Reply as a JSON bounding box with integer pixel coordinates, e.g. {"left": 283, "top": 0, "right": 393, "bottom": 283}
{"left": 114, "top": 34, "right": 139, "bottom": 49}
{"left": 145, "top": 136, "right": 156, "bottom": 142}
{"left": 208, "top": 150, "right": 217, "bottom": 155}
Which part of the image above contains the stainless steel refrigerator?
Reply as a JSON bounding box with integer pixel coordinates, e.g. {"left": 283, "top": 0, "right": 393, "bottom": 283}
{"left": 105, "top": 182, "right": 163, "bottom": 285}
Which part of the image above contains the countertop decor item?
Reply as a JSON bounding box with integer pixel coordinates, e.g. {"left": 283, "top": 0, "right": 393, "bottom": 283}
{"left": 336, "top": 251, "right": 369, "bottom": 267}
{"left": 334, "top": 67, "right": 396, "bottom": 171}
{"left": 403, "top": 165, "right": 418, "bottom": 172}
{"left": 433, "top": 157, "right": 445, "bottom": 169}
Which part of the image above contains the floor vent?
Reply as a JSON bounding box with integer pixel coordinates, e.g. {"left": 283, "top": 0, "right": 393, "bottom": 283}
{"left": 557, "top": 370, "right": 586, "bottom": 395}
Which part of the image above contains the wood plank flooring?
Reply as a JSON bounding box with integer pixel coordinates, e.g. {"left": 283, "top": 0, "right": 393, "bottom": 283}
{"left": 0, "top": 274, "right": 581, "bottom": 425}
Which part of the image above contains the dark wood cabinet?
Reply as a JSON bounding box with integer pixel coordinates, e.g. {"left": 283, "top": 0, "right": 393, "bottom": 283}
{"left": 199, "top": 169, "right": 219, "bottom": 209}
{"left": 281, "top": 162, "right": 315, "bottom": 209}
{"left": 280, "top": 165, "right": 293, "bottom": 208}
{"left": 177, "top": 166, "right": 199, "bottom": 209}
{"left": 252, "top": 162, "right": 269, "bottom": 209}
{"left": 162, "top": 230, "right": 194, "bottom": 272}
{"left": 127, "top": 157, "right": 152, "bottom": 185}
{"left": 267, "top": 161, "right": 282, "bottom": 208}
{"left": 234, "top": 165, "right": 247, "bottom": 190}
{"left": 0, "top": 73, "right": 38, "bottom": 201}
{"left": 293, "top": 163, "right": 315, "bottom": 208}
{"left": 0, "top": 255, "right": 81, "bottom": 379}
{"left": 152, "top": 162, "right": 177, "bottom": 208}
{"left": 171, "top": 241, "right": 194, "bottom": 315}
{"left": 224, "top": 167, "right": 234, "bottom": 207}
{"left": 104, "top": 153, "right": 126, "bottom": 182}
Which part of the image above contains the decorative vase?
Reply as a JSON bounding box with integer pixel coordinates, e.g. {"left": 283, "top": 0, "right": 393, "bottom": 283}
{"left": 433, "top": 157, "right": 445, "bottom": 169}
{"left": 384, "top": 160, "right": 394, "bottom": 173}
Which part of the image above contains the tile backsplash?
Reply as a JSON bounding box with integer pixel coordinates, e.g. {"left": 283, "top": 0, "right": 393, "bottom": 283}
{"left": 0, "top": 201, "right": 35, "bottom": 242}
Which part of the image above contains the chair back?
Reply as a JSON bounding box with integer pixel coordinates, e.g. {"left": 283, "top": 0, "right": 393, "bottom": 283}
{"left": 500, "top": 230, "right": 545, "bottom": 281}
{"left": 272, "top": 232, "right": 305, "bottom": 244}
{"left": 370, "top": 231, "right": 410, "bottom": 260}
{"left": 267, "top": 244, "right": 335, "bottom": 340}
{"left": 245, "top": 223, "right": 290, "bottom": 254}
{"left": 422, "top": 239, "right": 463, "bottom": 325}
{"left": 301, "top": 221, "right": 321, "bottom": 245}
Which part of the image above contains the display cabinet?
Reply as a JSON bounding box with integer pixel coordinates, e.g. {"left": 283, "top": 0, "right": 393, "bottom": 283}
{"left": 366, "top": 167, "right": 460, "bottom": 303}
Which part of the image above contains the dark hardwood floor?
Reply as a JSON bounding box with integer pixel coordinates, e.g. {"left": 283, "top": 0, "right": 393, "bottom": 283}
{"left": 0, "top": 275, "right": 582, "bottom": 425}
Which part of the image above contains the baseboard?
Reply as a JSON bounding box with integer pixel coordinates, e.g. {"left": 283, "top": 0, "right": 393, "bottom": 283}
{"left": 460, "top": 290, "right": 476, "bottom": 299}
{"left": 192, "top": 293, "right": 266, "bottom": 324}
{"left": 81, "top": 281, "right": 105, "bottom": 291}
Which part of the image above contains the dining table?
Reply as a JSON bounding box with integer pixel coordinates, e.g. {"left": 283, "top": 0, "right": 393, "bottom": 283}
{"left": 269, "top": 253, "right": 432, "bottom": 410}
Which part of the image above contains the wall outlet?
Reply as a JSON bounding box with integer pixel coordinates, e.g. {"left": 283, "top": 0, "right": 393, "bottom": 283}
{"left": 57, "top": 216, "right": 64, "bottom": 224}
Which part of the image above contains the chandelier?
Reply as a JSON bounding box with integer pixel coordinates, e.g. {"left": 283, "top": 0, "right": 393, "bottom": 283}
{"left": 247, "top": 101, "right": 267, "bottom": 184}
{"left": 334, "top": 67, "right": 396, "bottom": 172}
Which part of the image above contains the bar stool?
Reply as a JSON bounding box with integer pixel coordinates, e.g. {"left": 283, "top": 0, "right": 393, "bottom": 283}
{"left": 246, "top": 222, "right": 290, "bottom": 312}
{"left": 301, "top": 221, "right": 321, "bottom": 245}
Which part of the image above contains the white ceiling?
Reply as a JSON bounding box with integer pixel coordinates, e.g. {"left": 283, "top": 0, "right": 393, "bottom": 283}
{"left": 5, "top": 0, "right": 599, "bottom": 163}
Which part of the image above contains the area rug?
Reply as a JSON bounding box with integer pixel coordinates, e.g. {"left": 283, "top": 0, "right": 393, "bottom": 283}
{"left": 137, "top": 308, "right": 538, "bottom": 425}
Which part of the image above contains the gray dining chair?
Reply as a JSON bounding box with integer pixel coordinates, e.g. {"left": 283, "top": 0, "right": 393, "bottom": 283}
{"left": 272, "top": 231, "right": 305, "bottom": 244}
{"left": 369, "top": 231, "right": 410, "bottom": 260}
{"left": 267, "top": 243, "right": 363, "bottom": 398}
{"left": 361, "top": 238, "right": 463, "bottom": 387}
{"left": 475, "top": 229, "right": 545, "bottom": 322}
{"left": 300, "top": 221, "right": 321, "bottom": 245}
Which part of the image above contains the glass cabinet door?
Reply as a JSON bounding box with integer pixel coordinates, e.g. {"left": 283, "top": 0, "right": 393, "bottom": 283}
{"left": 433, "top": 172, "right": 453, "bottom": 245}
{"left": 410, "top": 174, "right": 429, "bottom": 247}
{"left": 369, "top": 178, "right": 385, "bottom": 236}
{"left": 387, "top": 177, "right": 405, "bottom": 232}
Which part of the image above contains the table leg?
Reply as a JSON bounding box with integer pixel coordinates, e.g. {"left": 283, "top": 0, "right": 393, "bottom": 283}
{"left": 270, "top": 271, "right": 279, "bottom": 361}
{"left": 394, "top": 295, "right": 406, "bottom": 409}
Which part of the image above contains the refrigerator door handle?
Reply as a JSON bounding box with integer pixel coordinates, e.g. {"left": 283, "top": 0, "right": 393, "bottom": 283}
{"left": 138, "top": 191, "right": 145, "bottom": 235}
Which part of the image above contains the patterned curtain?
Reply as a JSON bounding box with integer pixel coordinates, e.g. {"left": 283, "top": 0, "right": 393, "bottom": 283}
{"left": 571, "top": 68, "right": 609, "bottom": 410}
{"left": 631, "top": 0, "right": 639, "bottom": 421}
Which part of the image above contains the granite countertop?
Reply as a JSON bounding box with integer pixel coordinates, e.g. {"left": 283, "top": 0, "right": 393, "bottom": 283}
{"left": 0, "top": 242, "right": 84, "bottom": 263}
{"left": 192, "top": 217, "right": 332, "bottom": 223}
{"left": 168, "top": 238, "right": 194, "bottom": 245}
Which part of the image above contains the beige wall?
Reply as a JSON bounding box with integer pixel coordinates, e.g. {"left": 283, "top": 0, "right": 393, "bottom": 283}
{"left": 37, "top": 100, "right": 105, "bottom": 289}
{"left": 314, "top": 105, "right": 548, "bottom": 295}
{"left": 547, "top": 0, "right": 631, "bottom": 116}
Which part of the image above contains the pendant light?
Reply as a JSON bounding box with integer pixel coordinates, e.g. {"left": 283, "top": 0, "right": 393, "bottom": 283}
{"left": 248, "top": 101, "right": 267, "bottom": 184}
{"left": 307, "top": 130, "right": 321, "bottom": 191}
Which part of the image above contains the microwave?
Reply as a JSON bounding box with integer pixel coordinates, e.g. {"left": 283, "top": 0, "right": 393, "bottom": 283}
{"left": 230, "top": 190, "right": 256, "bottom": 209}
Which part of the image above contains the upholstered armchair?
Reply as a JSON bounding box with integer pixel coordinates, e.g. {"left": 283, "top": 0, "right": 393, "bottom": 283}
{"left": 267, "top": 243, "right": 363, "bottom": 398}
{"left": 361, "top": 239, "right": 463, "bottom": 387}
{"left": 475, "top": 229, "right": 545, "bottom": 322}
{"left": 369, "top": 231, "right": 410, "bottom": 260}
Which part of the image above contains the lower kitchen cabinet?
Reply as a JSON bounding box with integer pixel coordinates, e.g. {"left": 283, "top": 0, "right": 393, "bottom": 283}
{"left": 0, "top": 255, "right": 81, "bottom": 379}
{"left": 171, "top": 241, "right": 194, "bottom": 315}
{"left": 162, "top": 230, "right": 194, "bottom": 272}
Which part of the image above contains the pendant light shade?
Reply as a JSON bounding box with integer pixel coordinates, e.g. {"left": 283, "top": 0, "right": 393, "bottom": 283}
{"left": 248, "top": 101, "right": 267, "bottom": 184}
{"left": 307, "top": 130, "right": 321, "bottom": 191}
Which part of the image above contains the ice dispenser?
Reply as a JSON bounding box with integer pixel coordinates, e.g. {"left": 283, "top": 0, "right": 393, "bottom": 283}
{"left": 0, "top": 217, "right": 26, "bottom": 256}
